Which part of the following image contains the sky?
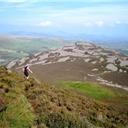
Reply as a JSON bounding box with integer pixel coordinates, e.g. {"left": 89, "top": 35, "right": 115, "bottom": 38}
{"left": 0, "top": 0, "right": 128, "bottom": 39}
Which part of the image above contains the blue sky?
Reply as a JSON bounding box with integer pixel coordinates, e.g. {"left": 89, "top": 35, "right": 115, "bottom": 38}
{"left": 0, "top": 0, "right": 128, "bottom": 39}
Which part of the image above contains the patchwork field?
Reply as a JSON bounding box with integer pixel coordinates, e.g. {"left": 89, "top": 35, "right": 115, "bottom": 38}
{"left": 0, "top": 35, "right": 69, "bottom": 65}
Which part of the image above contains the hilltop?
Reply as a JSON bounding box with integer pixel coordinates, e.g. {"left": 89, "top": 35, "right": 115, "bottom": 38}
{"left": 8, "top": 43, "right": 128, "bottom": 90}
{"left": 0, "top": 66, "right": 128, "bottom": 128}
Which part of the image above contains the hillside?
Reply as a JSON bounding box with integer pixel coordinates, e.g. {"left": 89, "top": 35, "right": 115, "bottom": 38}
{"left": 9, "top": 43, "right": 128, "bottom": 90}
{"left": 0, "top": 66, "right": 128, "bottom": 128}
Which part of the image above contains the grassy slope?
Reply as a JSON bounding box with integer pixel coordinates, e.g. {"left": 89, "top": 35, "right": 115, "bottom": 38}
{"left": 0, "top": 66, "right": 128, "bottom": 128}
{"left": 60, "top": 81, "right": 128, "bottom": 106}
{"left": 60, "top": 81, "right": 116, "bottom": 100}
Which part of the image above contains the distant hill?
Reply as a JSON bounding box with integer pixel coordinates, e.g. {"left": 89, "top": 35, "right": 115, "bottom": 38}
{"left": 9, "top": 43, "right": 128, "bottom": 91}
{"left": 94, "top": 42, "right": 128, "bottom": 56}
{"left": 0, "top": 35, "right": 128, "bottom": 66}
{"left": 0, "top": 66, "right": 128, "bottom": 128}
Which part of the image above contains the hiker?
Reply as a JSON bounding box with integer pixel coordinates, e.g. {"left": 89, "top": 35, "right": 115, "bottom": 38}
{"left": 23, "top": 64, "right": 33, "bottom": 79}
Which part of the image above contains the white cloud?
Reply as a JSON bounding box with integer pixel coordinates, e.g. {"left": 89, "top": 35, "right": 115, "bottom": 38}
{"left": 83, "top": 21, "right": 105, "bottom": 28}
{"left": 84, "top": 22, "right": 93, "bottom": 27}
{"left": 115, "top": 20, "right": 122, "bottom": 24}
{"left": 37, "top": 21, "right": 53, "bottom": 27}
{"left": 5, "top": 0, "right": 27, "bottom": 3}
{"left": 95, "top": 21, "right": 104, "bottom": 27}
{"left": 0, "top": 0, "right": 41, "bottom": 4}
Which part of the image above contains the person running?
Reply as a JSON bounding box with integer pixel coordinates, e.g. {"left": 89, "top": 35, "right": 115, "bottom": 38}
{"left": 23, "top": 64, "right": 33, "bottom": 79}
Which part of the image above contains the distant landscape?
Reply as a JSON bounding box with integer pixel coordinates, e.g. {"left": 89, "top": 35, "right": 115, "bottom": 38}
{"left": 0, "top": 35, "right": 128, "bottom": 65}
{"left": 96, "top": 42, "right": 128, "bottom": 55}
{"left": 0, "top": 35, "right": 72, "bottom": 65}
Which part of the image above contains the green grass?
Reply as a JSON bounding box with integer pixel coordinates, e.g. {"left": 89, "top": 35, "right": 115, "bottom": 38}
{"left": 0, "top": 93, "right": 35, "bottom": 128}
{"left": 0, "top": 67, "right": 35, "bottom": 128}
{"left": 60, "top": 81, "right": 116, "bottom": 100}
{"left": 0, "top": 67, "right": 128, "bottom": 128}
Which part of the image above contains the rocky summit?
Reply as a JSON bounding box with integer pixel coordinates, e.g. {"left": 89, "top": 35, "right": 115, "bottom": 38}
{"left": 8, "top": 43, "right": 128, "bottom": 90}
